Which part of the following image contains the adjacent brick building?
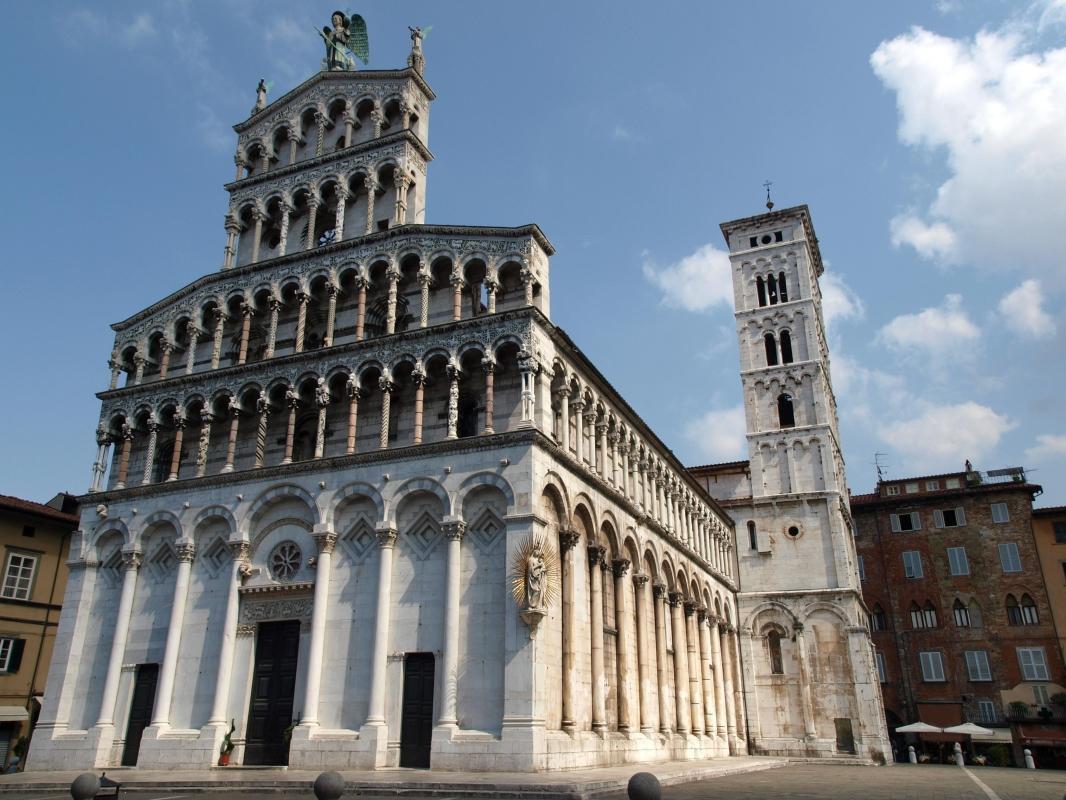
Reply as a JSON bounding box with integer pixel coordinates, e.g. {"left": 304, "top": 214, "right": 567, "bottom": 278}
{"left": 851, "top": 466, "right": 1065, "bottom": 748}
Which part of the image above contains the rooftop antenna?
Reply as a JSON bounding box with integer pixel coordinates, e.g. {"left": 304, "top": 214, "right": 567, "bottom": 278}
{"left": 763, "top": 179, "right": 774, "bottom": 211}
{"left": 874, "top": 452, "right": 888, "bottom": 483}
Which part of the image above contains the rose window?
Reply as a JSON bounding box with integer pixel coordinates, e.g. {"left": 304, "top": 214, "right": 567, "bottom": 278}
{"left": 269, "top": 541, "right": 301, "bottom": 581}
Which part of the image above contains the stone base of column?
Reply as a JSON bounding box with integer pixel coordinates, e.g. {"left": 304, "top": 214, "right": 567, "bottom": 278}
{"left": 136, "top": 724, "right": 218, "bottom": 768}
{"left": 358, "top": 720, "right": 391, "bottom": 769}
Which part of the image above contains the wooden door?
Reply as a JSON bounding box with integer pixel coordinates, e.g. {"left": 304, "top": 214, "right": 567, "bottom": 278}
{"left": 244, "top": 620, "right": 301, "bottom": 765}
{"left": 399, "top": 653, "right": 435, "bottom": 768}
{"left": 835, "top": 717, "right": 856, "bottom": 753}
{"left": 121, "top": 663, "right": 159, "bottom": 766}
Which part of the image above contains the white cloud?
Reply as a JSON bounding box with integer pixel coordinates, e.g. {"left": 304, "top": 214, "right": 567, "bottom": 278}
{"left": 871, "top": 25, "right": 1066, "bottom": 283}
{"left": 998, "top": 279, "right": 1057, "bottom": 339}
{"left": 264, "top": 17, "right": 314, "bottom": 81}
{"left": 611, "top": 124, "right": 636, "bottom": 142}
{"left": 120, "top": 13, "right": 157, "bottom": 46}
{"left": 820, "top": 272, "right": 865, "bottom": 330}
{"left": 684, "top": 406, "right": 747, "bottom": 464}
{"left": 1025, "top": 433, "right": 1066, "bottom": 462}
{"left": 642, "top": 243, "right": 733, "bottom": 313}
{"left": 877, "top": 294, "right": 980, "bottom": 358}
{"left": 879, "top": 402, "right": 1016, "bottom": 472}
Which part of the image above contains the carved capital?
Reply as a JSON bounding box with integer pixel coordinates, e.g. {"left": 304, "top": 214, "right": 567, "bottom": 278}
{"left": 228, "top": 540, "right": 252, "bottom": 563}
{"left": 611, "top": 558, "right": 631, "bottom": 578}
{"left": 667, "top": 591, "right": 682, "bottom": 608}
{"left": 313, "top": 530, "right": 338, "bottom": 555}
{"left": 587, "top": 544, "right": 606, "bottom": 569}
{"left": 411, "top": 370, "right": 427, "bottom": 388}
{"left": 652, "top": 582, "right": 667, "bottom": 600}
{"left": 376, "top": 527, "right": 397, "bottom": 548}
{"left": 443, "top": 521, "right": 466, "bottom": 541}
{"left": 632, "top": 572, "right": 649, "bottom": 588}
{"left": 482, "top": 358, "right": 496, "bottom": 375}
{"left": 363, "top": 176, "right": 380, "bottom": 194}
{"left": 95, "top": 427, "right": 112, "bottom": 447}
{"left": 559, "top": 529, "right": 581, "bottom": 553}
{"left": 176, "top": 541, "right": 197, "bottom": 563}
{"left": 378, "top": 376, "right": 395, "bottom": 394}
{"left": 121, "top": 550, "right": 143, "bottom": 571}
{"left": 697, "top": 605, "right": 708, "bottom": 622}
{"left": 417, "top": 270, "right": 432, "bottom": 288}
{"left": 683, "top": 600, "right": 697, "bottom": 617}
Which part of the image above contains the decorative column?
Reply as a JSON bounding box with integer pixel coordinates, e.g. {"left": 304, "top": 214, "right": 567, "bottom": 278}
{"left": 133, "top": 355, "right": 146, "bottom": 385}
{"left": 669, "top": 592, "right": 690, "bottom": 734}
{"left": 282, "top": 387, "right": 298, "bottom": 464}
{"left": 450, "top": 274, "right": 465, "bottom": 321}
{"left": 559, "top": 530, "right": 581, "bottom": 731}
{"left": 210, "top": 309, "right": 226, "bottom": 370}
{"left": 343, "top": 102, "right": 355, "bottom": 146}
{"left": 385, "top": 266, "right": 400, "bottom": 334}
{"left": 482, "top": 359, "right": 495, "bottom": 434}
{"left": 95, "top": 550, "right": 142, "bottom": 726}
{"left": 194, "top": 412, "right": 213, "bottom": 478}
{"left": 278, "top": 201, "right": 293, "bottom": 256}
{"left": 412, "top": 371, "right": 426, "bottom": 444}
{"left": 108, "top": 356, "right": 122, "bottom": 390}
{"left": 556, "top": 389, "right": 570, "bottom": 452}
{"left": 314, "top": 110, "right": 327, "bottom": 155}
{"left": 794, "top": 622, "right": 817, "bottom": 739}
{"left": 150, "top": 541, "right": 195, "bottom": 727}
{"left": 185, "top": 327, "right": 201, "bottom": 374}
{"left": 301, "top": 530, "right": 338, "bottom": 726}
{"left": 685, "top": 602, "right": 704, "bottom": 735}
{"left": 438, "top": 520, "right": 466, "bottom": 727}
{"left": 718, "top": 621, "right": 738, "bottom": 749}
{"left": 709, "top": 615, "right": 728, "bottom": 739}
{"left": 305, "top": 194, "right": 320, "bottom": 251}
{"left": 698, "top": 608, "right": 718, "bottom": 738}
{"left": 237, "top": 303, "right": 253, "bottom": 365}
{"left": 366, "top": 526, "right": 397, "bottom": 725}
{"left": 485, "top": 279, "right": 498, "bottom": 314}
{"left": 612, "top": 558, "right": 633, "bottom": 731}
{"left": 417, "top": 271, "right": 431, "bottom": 328}
{"left": 220, "top": 398, "right": 241, "bottom": 474}
{"left": 314, "top": 380, "right": 329, "bottom": 459}
{"left": 652, "top": 583, "right": 671, "bottom": 732}
{"left": 572, "top": 400, "right": 585, "bottom": 463}
{"left": 223, "top": 215, "right": 240, "bottom": 269}
{"left": 250, "top": 208, "right": 266, "bottom": 263}
{"left": 254, "top": 397, "right": 269, "bottom": 468}
{"left": 518, "top": 352, "right": 537, "bottom": 426}
{"left": 114, "top": 425, "right": 134, "bottom": 489}
{"left": 265, "top": 297, "right": 280, "bottom": 358}
{"left": 393, "top": 171, "right": 410, "bottom": 226}
{"left": 287, "top": 127, "right": 300, "bottom": 165}
{"left": 294, "top": 292, "right": 309, "bottom": 353}
{"left": 521, "top": 267, "right": 535, "bottom": 305}
{"left": 333, "top": 187, "right": 349, "bottom": 241}
{"left": 371, "top": 107, "right": 384, "bottom": 138}
{"left": 167, "top": 412, "right": 185, "bottom": 481}
{"left": 90, "top": 428, "right": 112, "bottom": 492}
{"left": 363, "top": 177, "right": 378, "bottom": 234}
{"left": 378, "top": 377, "right": 394, "bottom": 450}
{"left": 140, "top": 418, "right": 159, "bottom": 486}
{"left": 233, "top": 154, "right": 246, "bottom": 183}
{"left": 354, "top": 277, "right": 368, "bottom": 340}
{"left": 445, "top": 365, "right": 460, "bottom": 440}
{"left": 588, "top": 545, "right": 607, "bottom": 732}
{"left": 619, "top": 444, "right": 629, "bottom": 496}
{"left": 633, "top": 573, "right": 653, "bottom": 732}
{"left": 596, "top": 422, "right": 608, "bottom": 476}
{"left": 158, "top": 341, "right": 172, "bottom": 379}
{"left": 208, "top": 541, "right": 250, "bottom": 724}
{"left": 345, "top": 376, "right": 361, "bottom": 455}
{"left": 324, "top": 284, "right": 338, "bottom": 347}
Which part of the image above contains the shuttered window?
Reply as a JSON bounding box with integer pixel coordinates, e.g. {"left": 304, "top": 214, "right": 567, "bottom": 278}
{"left": 933, "top": 507, "right": 966, "bottom": 528}
{"left": 999, "top": 542, "right": 1022, "bottom": 573}
{"left": 965, "top": 650, "right": 992, "bottom": 682}
{"left": 1018, "top": 647, "right": 1050, "bottom": 681}
{"left": 920, "top": 651, "right": 946, "bottom": 682}
{"left": 947, "top": 546, "right": 969, "bottom": 576}
{"left": 902, "top": 550, "right": 923, "bottom": 579}
{"left": 891, "top": 512, "right": 921, "bottom": 533}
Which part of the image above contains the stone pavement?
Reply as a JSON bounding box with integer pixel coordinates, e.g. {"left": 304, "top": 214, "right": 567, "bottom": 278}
{"left": 0, "top": 756, "right": 786, "bottom": 799}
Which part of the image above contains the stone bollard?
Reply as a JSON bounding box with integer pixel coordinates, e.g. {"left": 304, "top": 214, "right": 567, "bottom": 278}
{"left": 908, "top": 745, "right": 917, "bottom": 764}
{"left": 628, "top": 772, "right": 662, "bottom": 800}
{"left": 313, "top": 770, "right": 346, "bottom": 800}
{"left": 954, "top": 742, "right": 964, "bottom": 767}
{"left": 1024, "top": 748, "right": 1036, "bottom": 769}
{"left": 70, "top": 772, "right": 100, "bottom": 800}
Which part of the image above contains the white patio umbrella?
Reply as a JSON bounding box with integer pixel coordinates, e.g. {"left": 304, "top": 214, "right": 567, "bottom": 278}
{"left": 895, "top": 722, "right": 944, "bottom": 733}
{"left": 943, "top": 723, "right": 995, "bottom": 736}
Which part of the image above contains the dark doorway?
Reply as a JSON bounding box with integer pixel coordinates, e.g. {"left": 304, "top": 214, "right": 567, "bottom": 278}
{"left": 835, "top": 717, "right": 856, "bottom": 754}
{"left": 121, "top": 663, "right": 159, "bottom": 766}
{"left": 244, "top": 620, "right": 301, "bottom": 765}
{"left": 399, "top": 652, "right": 435, "bottom": 768}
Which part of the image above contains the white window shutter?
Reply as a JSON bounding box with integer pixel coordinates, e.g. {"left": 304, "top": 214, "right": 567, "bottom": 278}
{"left": 956, "top": 506, "right": 966, "bottom": 526}
{"left": 933, "top": 510, "right": 944, "bottom": 529}
{"left": 890, "top": 514, "right": 901, "bottom": 533}
{"left": 912, "top": 512, "right": 922, "bottom": 531}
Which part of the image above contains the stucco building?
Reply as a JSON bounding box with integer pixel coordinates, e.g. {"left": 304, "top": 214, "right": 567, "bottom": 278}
{"left": 0, "top": 493, "right": 77, "bottom": 768}
{"left": 1032, "top": 507, "right": 1066, "bottom": 685}
{"left": 851, "top": 467, "right": 1065, "bottom": 747}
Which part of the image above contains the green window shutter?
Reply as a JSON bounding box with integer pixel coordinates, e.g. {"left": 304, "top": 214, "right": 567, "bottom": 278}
{"left": 7, "top": 639, "right": 25, "bottom": 673}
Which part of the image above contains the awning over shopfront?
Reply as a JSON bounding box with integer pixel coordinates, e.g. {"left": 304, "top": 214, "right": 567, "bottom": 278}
{"left": 0, "top": 707, "right": 28, "bottom": 722}
{"left": 1016, "top": 723, "right": 1066, "bottom": 748}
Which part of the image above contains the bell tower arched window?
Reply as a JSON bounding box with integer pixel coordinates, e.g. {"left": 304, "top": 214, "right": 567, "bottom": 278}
{"left": 953, "top": 598, "right": 970, "bottom": 627}
{"left": 780, "top": 330, "right": 793, "bottom": 364}
{"left": 756, "top": 276, "right": 767, "bottom": 308}
{"left": 1006, "top": 594, "right": 1022, "bottom": 625}
{"left": 764, "top": 333, "right": 779, "bottom": 367}
{"left": 767, "top": 630, "right": 784, "bottom": 674}
{"left": 777, "top": 393, "right": 795, "bottom": 428}
{"left": 871, "top": 604, "right": 887, "bottom": 631}
{"left": 748, "top": 520, "right": 758, "bottom": 550}
{"left": 767, "top": 273, "right": 778, "bottom": 305}
{"left": 778, "top": 271, "right": 788, "bottom": 302}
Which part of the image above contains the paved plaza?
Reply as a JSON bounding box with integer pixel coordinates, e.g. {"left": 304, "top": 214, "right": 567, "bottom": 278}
{"left": 1, "top": 763, "right": 1064, "bottom": 800}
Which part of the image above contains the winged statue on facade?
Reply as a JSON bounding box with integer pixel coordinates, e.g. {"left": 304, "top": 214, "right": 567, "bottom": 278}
{"left": 319, "top": 10, "right": 369, "bottom": 71}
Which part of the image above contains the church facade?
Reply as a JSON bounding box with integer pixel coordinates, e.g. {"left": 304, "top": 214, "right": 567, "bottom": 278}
{"left": 29, "top": 28, "right": 887, "bottom": 772}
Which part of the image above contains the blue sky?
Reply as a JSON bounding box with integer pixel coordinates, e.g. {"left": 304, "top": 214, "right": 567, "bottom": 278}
{"left": 1, "top": 1, "right": 1064, "bottom": 506}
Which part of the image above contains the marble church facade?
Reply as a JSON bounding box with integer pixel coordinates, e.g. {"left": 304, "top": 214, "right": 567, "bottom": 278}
{"left": 28, "top": 36, "right": 748, "bottom": 772}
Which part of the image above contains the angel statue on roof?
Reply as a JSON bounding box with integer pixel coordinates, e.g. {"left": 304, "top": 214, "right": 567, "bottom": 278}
{"left": 319, "top": 10, "right": 369, "bottom": 71}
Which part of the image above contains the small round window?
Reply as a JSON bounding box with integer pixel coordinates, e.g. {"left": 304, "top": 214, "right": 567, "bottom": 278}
{"left": 269, "top": 541, "right": 302, "bottom": 581}
{"left": 761, "top": 234, "right": 772, "bottom": 245}
{"left": 787, "top": 526, "right": 800, "bottom": 538}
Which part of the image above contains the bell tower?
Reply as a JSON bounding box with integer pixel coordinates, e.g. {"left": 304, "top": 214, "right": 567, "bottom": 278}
{"left": 708, "top": 205, "right": 890, "bottom": 761}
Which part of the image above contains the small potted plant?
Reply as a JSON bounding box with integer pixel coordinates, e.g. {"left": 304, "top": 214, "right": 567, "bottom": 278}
{"left": 218, "top": 719, "right": 236, "bottom": 766}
